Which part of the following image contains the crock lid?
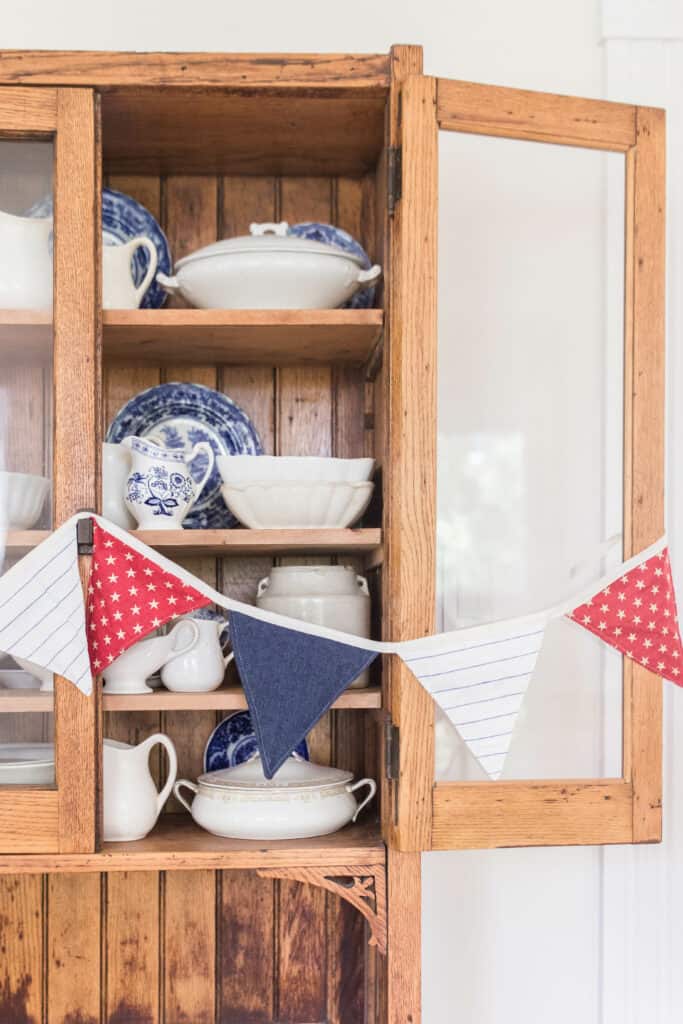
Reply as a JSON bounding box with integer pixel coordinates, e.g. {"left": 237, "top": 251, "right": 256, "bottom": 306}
{"left": 198, "top": 753, "right": 352, "bottom": 792}
{"left": 175, "top": 222, "right": 365, "bottom": 269}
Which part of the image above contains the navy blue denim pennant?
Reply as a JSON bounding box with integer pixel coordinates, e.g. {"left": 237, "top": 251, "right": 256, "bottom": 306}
{"left": 229, "top": 611, "right": 378, "bottom": 778}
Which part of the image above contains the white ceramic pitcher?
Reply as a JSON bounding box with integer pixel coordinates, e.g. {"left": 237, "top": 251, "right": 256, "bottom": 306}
{"left": 161, "top": 615, "right": 234, "bottom": 692}
{"left": 103, "top": 237, "right": 158, "bottom": 309}
{"left": 103, "top": 734, "right": 178, "bottom": 841}
{"left": 103, "top": 619, "right": 200, "bottom": 694}
{"left": 122, "top": 435, "right": 215, "bottom": 530}
{"left": 0, "top": 209, "right": 52, "bottom": 309}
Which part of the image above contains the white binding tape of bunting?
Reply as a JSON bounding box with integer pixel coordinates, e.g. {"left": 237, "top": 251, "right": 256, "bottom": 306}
{"left": 74, "top": 513, "right": 667, "bottom": 657}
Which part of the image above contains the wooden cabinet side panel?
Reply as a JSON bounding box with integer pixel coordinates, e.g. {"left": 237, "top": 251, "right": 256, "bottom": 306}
{"left": 53, "top": 87, "right": 101, "bottom": 854}
{"left": 628, "top": 106, "right": 666, "bottom": 842}
{"left": 384, "top": 71, "right": 437, "bottom": 852}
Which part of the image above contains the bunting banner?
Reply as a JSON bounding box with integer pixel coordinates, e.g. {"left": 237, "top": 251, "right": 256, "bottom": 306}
{"left": 566, "top": 544, "right": 683, "bottom": 680}
{"left": 1, "top": 514, "right": 681, "bottom": 780}
{"left": 0, "top": 519, "right": 91, "bottom": 694}
{"left": 87, "top": 521, "right": 211, "bottom": 674}
{"left": 399, "top": 611, "right": 549, "bottom": 780}
{"left": 230, "top": 610, "right": 378, "bottom": 777}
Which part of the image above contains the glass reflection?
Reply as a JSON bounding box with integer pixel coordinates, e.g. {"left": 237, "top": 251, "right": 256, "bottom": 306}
{"left": 0, "top": 140, "right": 55, "bottom": 784}
{"left": 436, "top": 131, "right": 624, "bottom": 779}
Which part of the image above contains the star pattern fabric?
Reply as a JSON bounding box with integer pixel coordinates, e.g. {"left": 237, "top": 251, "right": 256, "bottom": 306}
{"left": 86, "top": 520, "right": 210, "bottom": 674}
{"left": 567, "top": 546, "right": 683, "bottom": 685}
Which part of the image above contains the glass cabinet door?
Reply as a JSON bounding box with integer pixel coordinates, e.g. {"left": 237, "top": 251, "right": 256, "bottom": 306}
{"left": 386, "top": 76, "right": 664, "bottom": 851}
{"left": 0, "top": 88, "right": 99, "bottom": 853}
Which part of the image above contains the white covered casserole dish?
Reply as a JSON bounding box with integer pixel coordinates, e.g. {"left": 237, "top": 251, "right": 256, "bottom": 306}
{"left": 156, "top": 222, "right": 382, "bottom": 310}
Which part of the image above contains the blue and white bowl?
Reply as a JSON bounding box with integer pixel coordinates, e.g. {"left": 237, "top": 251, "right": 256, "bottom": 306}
{"left": 204, "top": 710, "right": 309, "bottom": 774}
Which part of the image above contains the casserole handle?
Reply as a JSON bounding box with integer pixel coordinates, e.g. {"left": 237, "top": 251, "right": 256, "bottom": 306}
{"left": 356, "top": 264, "right": 382, "bottom": 287}
{"left": 173, "top": 779, "right": 198, "bottom": 814}
{"left": 156, "top": 271, "right": 182, "bottom": 296}
{"left": 347, "top": 777, "right": 377, "bottom": 822}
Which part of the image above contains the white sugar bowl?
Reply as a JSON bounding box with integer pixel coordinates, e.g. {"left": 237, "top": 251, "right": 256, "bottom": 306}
{"left": 174, "top": 754, "right": 376, "bottom": 840}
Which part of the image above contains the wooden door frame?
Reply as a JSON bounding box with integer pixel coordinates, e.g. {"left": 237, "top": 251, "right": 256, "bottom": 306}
{"left": 387, "top": 75, "right": 665, "bottom": 851}
{"left": 0, "top": 85, "right": 100, "bottom": 853}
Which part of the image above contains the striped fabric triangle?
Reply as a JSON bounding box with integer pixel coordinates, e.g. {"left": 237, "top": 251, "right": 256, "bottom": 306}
{"left": 400, "top": 613, "right": 548, "bottom": 779}
{"left": 0, "top": 520, "right": 92, "bottom": 694}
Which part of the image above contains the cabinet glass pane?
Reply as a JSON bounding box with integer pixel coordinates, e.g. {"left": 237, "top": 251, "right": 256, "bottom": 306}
{"left": 0, "top": 140, "right": 54, "bottom": 785}
{"left": 435, "top": 131, "right": 624, "bottom": 780}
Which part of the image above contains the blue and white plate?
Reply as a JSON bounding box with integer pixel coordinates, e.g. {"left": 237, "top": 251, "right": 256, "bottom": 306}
{"left": 27, "top": 187, "right": 171, "bottom": 309}
{"left": 289, "top": 222, "right": 376, "bottom": 309}
{"left": 106, "top": 382, "right": 263, "bottom": 529}
{"left": 204, "top": 711, "right": 309, "bottom": 773}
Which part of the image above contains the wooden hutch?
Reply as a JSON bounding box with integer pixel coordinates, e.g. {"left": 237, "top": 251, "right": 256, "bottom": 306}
{"left": 0, "top": 46, "right": 664, "bottom": 1023}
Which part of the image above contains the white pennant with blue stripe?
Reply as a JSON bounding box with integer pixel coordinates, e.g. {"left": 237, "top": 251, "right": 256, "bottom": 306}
{"left": 0, "top": 519, "right": 91, "bottom": 694}
{"left": 400, "top": 610, "right": 550, "bottom": 780}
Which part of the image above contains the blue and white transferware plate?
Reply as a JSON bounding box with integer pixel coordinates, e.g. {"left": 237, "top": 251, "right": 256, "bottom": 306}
{"left": 289, "top": 222, "right": 375, "bottom": 309}
{"left": 106, "top": 382, "right": 263, "bottom": 529}
{"left": 27, "top": 187, "right": 171, "bottom": 309}
{"left": 204, "top": 710, "right": 309, "bottom": 773}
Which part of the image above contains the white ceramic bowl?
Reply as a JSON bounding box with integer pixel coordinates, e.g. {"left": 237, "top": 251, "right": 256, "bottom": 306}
{"left": 220, "top": 480, "right": 373, "bottom": 529}
{"left": 156, "top": 222, "right": 382, "bottom": 310}
{"left": 0, "top": 743, "right": 54, "bottom": 785}
{"left": 0, "top": 670, "right": 41, "bottom": 691}
{"left": 0, "top": 471, "right": 50, "bottom": 529}
{"left": 217, "top": 455, "right": 375, "bottom": 486}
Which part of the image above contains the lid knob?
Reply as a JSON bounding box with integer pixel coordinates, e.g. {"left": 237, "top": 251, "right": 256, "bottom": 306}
{"left": 249, "top": 221, "right": 289, "bottom": 237}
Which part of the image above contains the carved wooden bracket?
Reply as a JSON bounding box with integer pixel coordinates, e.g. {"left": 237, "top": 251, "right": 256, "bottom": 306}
{"left": 257, "top": 863, "right": 387, "bottom": 955}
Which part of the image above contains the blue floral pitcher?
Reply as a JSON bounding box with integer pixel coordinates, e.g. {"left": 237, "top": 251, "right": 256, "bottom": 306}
{"left": 121, "top": 435, "right": 215, "bottom": 530}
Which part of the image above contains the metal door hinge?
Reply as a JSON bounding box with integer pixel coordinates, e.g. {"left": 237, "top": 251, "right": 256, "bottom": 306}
{"left": 387, "top": 146, "right": 402, "bottom": 216}
{"left": 76, "top": 514, "right": 94, "bottom": 554}
{"left": 384, "top": 719, "right": 400, "bottom": 781}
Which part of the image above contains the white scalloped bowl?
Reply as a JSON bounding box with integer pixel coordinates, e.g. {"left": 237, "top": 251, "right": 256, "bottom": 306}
{"left": 220, "top": 480, "right": 374, "bottom": 529}
{"left": 217, "top": 455, "right": 375, "bottom": 486}
{"left": 0, "top": 471, "right": 50, "bottom": 529}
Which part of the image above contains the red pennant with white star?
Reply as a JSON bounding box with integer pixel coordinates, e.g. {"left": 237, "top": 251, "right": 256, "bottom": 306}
{"left": 86, "top": 521, "right": 210, "bottom": 674}
{"left": 567, "top": 546, "right": 683, "bottom": 684}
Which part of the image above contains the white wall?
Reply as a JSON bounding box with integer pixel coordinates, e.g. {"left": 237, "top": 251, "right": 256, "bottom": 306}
{"left": 3, "top": 1, "right": 677, "bottom": 1021}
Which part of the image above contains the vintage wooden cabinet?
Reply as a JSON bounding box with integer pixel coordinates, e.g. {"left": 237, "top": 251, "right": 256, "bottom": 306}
{"left": 0, "top": 46, "right": 664, "bottom": 1023}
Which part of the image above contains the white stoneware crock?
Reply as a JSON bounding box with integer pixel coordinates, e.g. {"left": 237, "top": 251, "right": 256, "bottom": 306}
{"left": 256, "top": 565, "right": 372, "bottom": 688}
{"left": 174, "top": 754, "right": 376, "bottom": 840}
{"left": 103, "top": 734, "right": 177, "bottom": 841}
{"left": 156, "top": 222, "right": 382, "bottom": 310}
{"left": 161, "top": 615, "right": 234, "bottom": 693}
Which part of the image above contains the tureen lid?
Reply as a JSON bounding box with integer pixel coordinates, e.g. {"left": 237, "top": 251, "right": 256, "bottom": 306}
{"left": 175, "top": 222, "right": 365, "bottom": 269}
{"left": 198, "top": 753, "right": 353, "bottom": 792}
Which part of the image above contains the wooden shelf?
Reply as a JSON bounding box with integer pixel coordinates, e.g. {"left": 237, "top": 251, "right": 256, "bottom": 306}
{"left": 103, "top": 308, "right": 384, "bottom": 366}
{"left": 0, "top": 310, "right": 51, "bottom": 362}
{"left": 102, "top": 685, "right": 381, "bottom": 712}
{"left": 0, "top": 685, "right": 380, "bottom": 714}
{"left": 4, "top": 528, "right": 381, "bottom": 558}
{"left": 0, "top": 690, "right": 53, "bottom": 712}
{"left": 0, "top": 817, "right": 384, "bottom": 874}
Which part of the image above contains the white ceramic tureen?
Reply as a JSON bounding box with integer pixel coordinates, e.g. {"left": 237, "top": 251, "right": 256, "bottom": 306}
{"left": 174, "top": 753, "right": 376, "bottom": 840}
{"left": 156, "top": 222, "right": 382, "bottom": 310}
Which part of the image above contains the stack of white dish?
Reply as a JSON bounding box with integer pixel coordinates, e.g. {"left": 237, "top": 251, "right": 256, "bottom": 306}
{"left": 217, "top": 456, "right": 375, "bottom": 529}
{"left": 0, "top": 470, "right": 50, "bottom": 529}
